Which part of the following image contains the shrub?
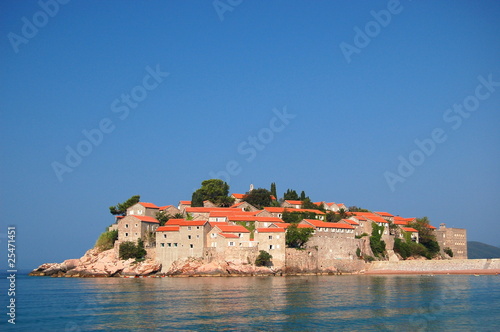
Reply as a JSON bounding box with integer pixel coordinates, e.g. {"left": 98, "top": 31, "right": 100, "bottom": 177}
{"left": 286, "top": 224, "right": 314, "bottom": 248}
{"left": 365, "top": 255, "right": 375, "bottom": 262}
{"left": 95, "top": 229, "right": 118, "bottom": 251}
{"left": 356, "top": 247, "right": 361, "bottom": 258}
{"left": 119, "top": 239, "right": 147, "bottom": 260}
{"left": 369, "top": 223, "right": 386, "bottom": 257}
{"left": 355, "top": 232, "right": 369, "bottom": 239}
{"left": 394, "top": 238, "right": 410, "bottom": 259}
{"left": 255, "top": 250, "right": 272, "bottom": 267}
{"left": 444, "top": 247, "right": 454, "bottom": 257}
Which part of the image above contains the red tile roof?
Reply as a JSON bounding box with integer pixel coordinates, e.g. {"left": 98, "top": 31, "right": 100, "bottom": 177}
{"left": 227, "top": 216, "right": 284, "bottom": 223}
{"left": 375, "top": 211, "right": 394, "bottom": 217}
{"left": 209, "top": 210, "right": 260, "bottom": 217}
{"left": 179, "top": 201, "right": 191, "bottom": 205}
{"left": 209, "top": 221, "right": 229, "bottom": 227}
{"left": 272, "top": 223, "right": 291, "bottom": 228}
{"left": 263, "top": 207, "right": 325, "bottom": 215}
{"left": 216, "top": 225, "right": 250, "bottom": 233}
{"left": 341, "top": 218, "right": 359, "bottom": 226}
{"left": 302, "top": 219, "right": 355, "bottom": 229}
{"left": 401, "top": 227, "right": 419, "bottom": 233}
{"left": 270, "top": 195, "right": 277, "bottom": 200}
{"left": 231, "top": 193, "right": 247, "bottom": 199}
{"left": 165, "top": 219, "right": 208, "bottom": 226}
{"left": 156, "top": 226, "right": 180, "bottom": 232}
{"left": 186, "top": 207, "right": 243, "bottom": 213}
{"left": 256, "top": 228, "right": 285, "bottom": 233}
{"left": 139, "top": 202, "right": 159, "bottom": 209}
{"left": 129, "top": 215, "right": 159, "bottom": 223}
{"left": 219, "top": 233, "right": 240, "bottom": 238}
{"left": 285, "top": 200, "right": 303, "bottom": 205}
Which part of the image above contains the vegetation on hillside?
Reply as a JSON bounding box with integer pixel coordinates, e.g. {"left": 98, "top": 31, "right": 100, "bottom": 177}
{"left": 285, "top": 224, "right": 314, "bottom": 249}
{"left": 255, "top": 250, "right": 273, "bottom": 267}
{"left": 242, "top": 188, "right": 273, "bottom": 209}
{"left": 191, "top": 179, "right": 234, "bottom": 207}
{"left": 119, "top": 239, "right": 147, "bottom": 260}
{"left": 109, "top": 195, "right": 140, "bottom": 216}
{"left": 94, "top": 228, "right": 118, "bottom": 251}
{"left": 467, "top": 241, "right": 500, "bottom": 259}
{"left": 369, "top": 222, "right": 386, "bottom": 258}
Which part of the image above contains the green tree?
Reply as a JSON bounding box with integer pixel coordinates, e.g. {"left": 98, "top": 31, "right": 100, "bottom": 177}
{"left": 348, "top": 206, "right": 370, "bottom": 212}
{"left": 369, "top": 222, "right": 386, "bottom": 257}
{"left": 191, "top": 179, "right": 234, "bottom": 207}
{"left": 136, "top": 238, "right": 147, "bottom": 259}
{"left": 156, "top": 211, "right": 170, "bottom": 226}
{"left": 94, "top": 228, "right": 118, "bottom": 252}
{"left": 255, "top": 250, "right": 273, "bottom": 267}
{"left": 326, "top": 211, "right": 342, "bottom": 223}
{"left": 300, "top": 191, "right": 307, "bottom": 201}
{"left": 302, "top": 198, "right": 324, "bottom": 211}
{"left": 444, "top": 247, "right": 454, "bottom": 257}
{"left": 286, "top": 224, "right": 314, "bottom": 248}
{"left": 270, "top": 182, "right": 277, "bottom": 200}
{"left": 408, "top": 217, "right": 440, "bottom": 257}
{"left": 109, "top": 195, "right": 140, "bottom": 216}
{"left": 119, "top": 239, "right": 147, "bottom": 260}
{"left": 282, "top": 210, "right": 319, "bottom": 224}
{"left": 119, "top": 241, "right": 138, "bottom": 260}
{"left": 243, "top": 188, "right": 273, "bottom": 209}
{"left": 283, "top": 189, "right": 299, "bottom": 200}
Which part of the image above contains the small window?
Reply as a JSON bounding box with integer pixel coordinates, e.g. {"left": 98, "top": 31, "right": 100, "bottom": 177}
{"left": 197, "top": 235, "right": 200, "bottom": 239}
{"left": 135, "top": 223, "right": 138, "bottom": 227}
{"left": 196, "top": 226, "right": 200, "bottom": 230}
{"left": 188, "top": 226, "right": 192, "bottom": 231}
{"left": 190, "top": 244, "right": 193, "bottom": 248}
{"left": 174, "top": 243, "right": 178, "bottom": 247}
{"left": 134, "top": 233, "right": 137, "bottom": 236}
{"left": 125, "top": 224, "right": 129, "bottom": 228}
{"left": 168, "top": 243, "right": 171, "bottom": 247}
{"left": 125, "top": 232, "right": 129, "bottom": 237}
{"left": 268, "top": 235, "right": 273, "bottom": 240}
{"left": 212, "top": 242, "right": 217, "bottom": 247}
{"left": 228, "top": 241, "right": 235, "bottom": 246}
{"left": 163, "top": 234, "right": 167, "bottom": 238}
{"left": 277, "top": 235, "right": 280, "bottom": 239}
{"left": 211, "top": 233, "right": 217, "bottom": 238}
{"left": 188, "top": 235, "right": 192, "bottom": 240}
{"left": 160, "top": 243, "right": 165, "bottom": 247}
{"left": 269, "top": 245, "right": 274, "bottom": 250}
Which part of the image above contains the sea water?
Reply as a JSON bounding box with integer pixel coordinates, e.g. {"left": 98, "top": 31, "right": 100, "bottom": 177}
{"left": 1, "top": 273, "right": 499, "bottom": 331}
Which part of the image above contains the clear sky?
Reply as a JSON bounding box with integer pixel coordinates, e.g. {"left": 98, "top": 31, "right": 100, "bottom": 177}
{"left": 1, "top": 0, "right": 499, "bottom": 269}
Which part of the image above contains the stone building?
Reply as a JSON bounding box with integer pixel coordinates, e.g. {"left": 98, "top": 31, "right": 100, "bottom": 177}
{"left": 126, "top": 202, "right": 159, "bottom": 218}
{"left": 435, "top": 223, "right": 468, "bottom": 259}
{"left": 117, "top": 215, "right": 159, "bottom": 246}
{"left": 254, "top": 228, "right": 286, "bottom": 268}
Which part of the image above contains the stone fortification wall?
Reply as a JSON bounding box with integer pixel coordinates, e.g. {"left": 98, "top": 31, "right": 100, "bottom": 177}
{"left": 284, "top": 248, "right": 367, "bottom": 274}
{"left": 368, "top": 258, "right": 500, "bottom": 273}
{"left": 204, "top": 247, "right": 259, "bottom": 265}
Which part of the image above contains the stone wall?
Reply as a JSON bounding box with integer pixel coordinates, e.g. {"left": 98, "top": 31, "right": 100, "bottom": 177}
{"left": 284, "top": 248, "right": 367, "bottom": 274}
{"left": 204, "top": 247, "right": 259, "bottom": 264}
{"left": 368, "top": 258, "right": 500, "bottom": 273}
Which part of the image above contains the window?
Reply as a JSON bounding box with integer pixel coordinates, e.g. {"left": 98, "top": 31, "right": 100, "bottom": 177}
{"left": 269, "top": 235, "right": 273, "bottom": 240}
{"left": 211, "top": 242, "right": 217, "bottom": 248}
{"left": 135, "top": 223, "right": 138, "bottom": 227}
{"left": 269, "top": 245, "right": 274, "bottom": 250}
{"left": 188, "top": 226, "right": 192, "bottom": 231}
{"left": 134, "top": 233, "right": 138, "bottom": 236}
{"left": 168, "top": 243, "right": 172, "bottom": 247}
{"left": 125, "top": 224, "right": 129, "bottom": 228}
{"left": 196, "top": 226, "right": 200, "bottom": 230}
{"left": 211, "top": 233, "right": 217, "bottom": 238}
{"left": 228, "top": 241, "right": 235, "bottom": 246}
{"left": 190, "top": 244, "right": 193, "bottom": 248}
{"left": 277, "top": 235, "right": 280, "bottom": 239}
{"left": 160, "top": 243, "right": 165, "bottom": 247}
{"left": 163, "top": 234, "right": 167, "bottom": 238}
{"left": 125, "top": 232, "right": 128, "bottom": 237}
{"left": 174, "top": 243, "right": 178, "bottom": 247}
{"left": 197, "top": 235, "right": 200, "bottom": 239}
{"left": 188, "top": 235, "right": 192, "bottom": 240}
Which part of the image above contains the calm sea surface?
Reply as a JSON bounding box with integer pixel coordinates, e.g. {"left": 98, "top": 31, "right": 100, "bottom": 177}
{"left": 1, "top": 273, "right": 499, "bottom": 331}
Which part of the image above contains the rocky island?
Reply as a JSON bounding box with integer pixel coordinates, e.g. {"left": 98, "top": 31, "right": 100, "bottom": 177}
{"left": 31, "top": 180, "right": 477, "bottom": 278}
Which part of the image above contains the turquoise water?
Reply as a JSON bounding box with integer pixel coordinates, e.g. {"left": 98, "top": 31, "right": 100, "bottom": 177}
{"left": 1, "top": 273, "right": 499, "bottom": 331}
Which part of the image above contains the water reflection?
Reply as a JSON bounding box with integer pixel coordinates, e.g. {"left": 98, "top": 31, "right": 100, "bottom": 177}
{"left": 21, "top": 274, "right": 498, "bottom": 331}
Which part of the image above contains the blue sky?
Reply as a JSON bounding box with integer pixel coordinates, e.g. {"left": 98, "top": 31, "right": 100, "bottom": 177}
{"left": 1, "top": 0, "right": 499, "bottom": 269}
